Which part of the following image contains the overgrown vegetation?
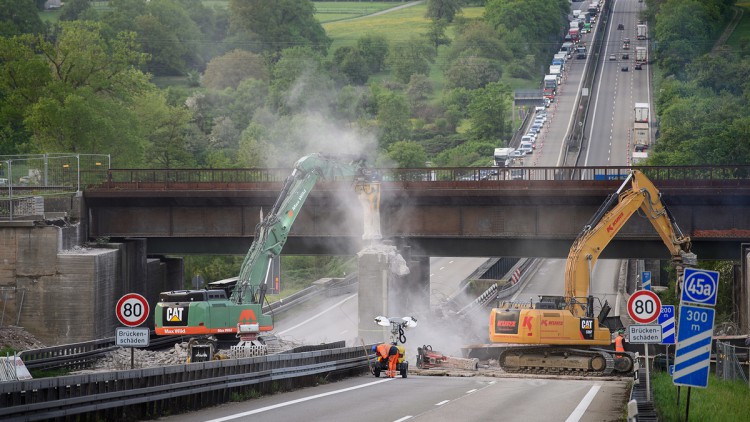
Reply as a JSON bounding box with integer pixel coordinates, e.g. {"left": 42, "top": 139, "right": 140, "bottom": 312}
{"left": 646, "top": 0, "right": 750, "bottom": 166}
{"left": 652, "top": 371, "right": 750, "bottom": 421}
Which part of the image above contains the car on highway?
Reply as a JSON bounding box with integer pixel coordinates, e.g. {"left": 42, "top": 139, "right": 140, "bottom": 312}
{"left": 635, "top": 63, "right": 642, "bottom": 70}
{"left": 621, "top": 65, "right": 629, "bottom": 72}
{"left": 622, "top": 53, "right": 629, "bottom": 60}
{"left": 618, "top": 23, "right": 625, "bottom": 30}
{"left": 609, "top": 54, "right": 616, "bottom": 60}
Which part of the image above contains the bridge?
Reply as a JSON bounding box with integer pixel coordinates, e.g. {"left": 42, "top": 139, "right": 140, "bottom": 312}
{"left": 84, "top": 165, "right": 750, "bottom": 260}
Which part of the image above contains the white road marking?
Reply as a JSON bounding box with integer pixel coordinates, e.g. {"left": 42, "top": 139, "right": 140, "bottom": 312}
{"left": 204, "top": 378, "right": 393, "bottom": 422}
{"left": 393, "top": 417, "right": 412, "bottom": 422}
{"left": 339, "top": 329, "right": 348, "bottom": 335}
{"left": 466, "top": 389, "right": 477, "bottom": 394}
{"left": 435, "top": 400, "right": 450, "bottom": 406}
{"left": 448, "top": 260, "right": 454, "bottom": 264}
{"left": 277, "top": 294, "right": 356, "bottom": 335}
{"left": 439, "top": 267, "right": 445, "bottom": 270}
{"left": 565, "top": 384, "right": 602, "bottom": 422}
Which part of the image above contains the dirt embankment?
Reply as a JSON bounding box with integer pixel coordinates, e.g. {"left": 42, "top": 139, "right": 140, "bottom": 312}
{"left": 0, "top": 326, "right": 46, "bottom": 352}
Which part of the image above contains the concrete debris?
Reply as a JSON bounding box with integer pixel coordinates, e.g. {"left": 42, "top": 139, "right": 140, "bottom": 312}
{"left": 0, "top": 326, "right": 47, "bottom": 351}
{"left": 69, "top": 337, "right": 304, "bottom": 374}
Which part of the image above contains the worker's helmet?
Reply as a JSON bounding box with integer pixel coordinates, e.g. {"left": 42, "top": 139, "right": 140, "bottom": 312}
{"left": 618, "top": 328, "right": 625, "bottom": 334}
{"left": 371, "top": 345, "right": 377, "bottom": 352}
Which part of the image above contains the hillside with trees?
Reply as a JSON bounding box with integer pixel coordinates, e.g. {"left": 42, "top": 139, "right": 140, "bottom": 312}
{"left": 0, "top": 0, "right": 572, "bottom": 169}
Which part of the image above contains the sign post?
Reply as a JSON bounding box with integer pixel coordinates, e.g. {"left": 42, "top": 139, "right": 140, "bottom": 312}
{"left": 628, "top": 290, "right": 662, "bottom": 401}
{"left": 674, "top": 268, "right": 719, "bottom": 421}
{"left": 115, "top": 293, "right": 150, "bottom": 369}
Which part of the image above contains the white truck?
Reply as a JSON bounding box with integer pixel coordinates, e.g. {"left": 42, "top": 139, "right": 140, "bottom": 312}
{"left": 549, "top": 65, "right": 562, "bottom": 83}
{"left": 632, "top": 151, "right": 648, "bottom": 165}
{"left": 637, "top": 24, "right": 648, "bottom": 40}
{"left": 634, "top": 122, "right": 650, "bottom": 150}
{"left": 634, "top": 103, "right": 649, "bottom": 122}
{"left": 635, "top": 46, "right": 647, "bottom": 64}
{"left": 494, "top": 148, "right": 515, "bottom": 167}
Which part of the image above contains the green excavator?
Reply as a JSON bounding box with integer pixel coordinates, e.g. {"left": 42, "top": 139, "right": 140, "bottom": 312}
{"left": 154, "top": 153, "right": 379, "bottom": 360}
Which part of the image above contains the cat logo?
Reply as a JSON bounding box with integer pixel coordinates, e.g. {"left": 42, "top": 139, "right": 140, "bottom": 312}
{"left": 166, "top": 307, "right": 184, "bottom": 323}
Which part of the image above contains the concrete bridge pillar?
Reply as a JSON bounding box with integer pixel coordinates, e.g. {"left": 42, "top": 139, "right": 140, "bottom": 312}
{"left": 356, "top": 244, "right": 412, "bottom": 344}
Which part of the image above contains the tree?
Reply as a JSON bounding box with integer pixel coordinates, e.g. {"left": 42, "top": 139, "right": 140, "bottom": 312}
{"left": 388, "top": 141, "right": 427, "bottom": 167}
{"left": 357, "top": 34, "right": 389, "bottom": 74}
{"left": 15, "top": 22, "right": 154, "bottom": 165}
{"left": 332, "top": 46, "right": 370, "bottom": 85}
{"left": 376, "top": 90, "right": 411, "bottom": 148}
{"left": 137, "top": 92, "right": 196, "bottom": 168}
{"left": 268, "top": 46, "right": 335, "bottom": 114}
{"left": 425, "top": 19, "right": 452, "bottom": 53}
{"left": 140, "top": 0, "right": 204, "bottom": 75}
{"left": 0, "top": 0, "right": 45, "bottom": 36}
{"left": 387, "top": 38, "right": 435, "bottom": 84}
{"left": 60, "top": 0, "right": 92, "bottom": 21}
{"left": 229, "top": 0, "right": 331, "bottom": 55}
{"left": 0, "top": 36, "right": 51, "bottom": 154}
{"left": 653, "top": 0, "right": 712, "bottom": 76}
{"left": 202, "top": 49, "right": 268, "bottom": 90}
{"left": 406, "top": 74, "right": 433, "bottom": 108}
{"left": 445, "top": 54, "right": 502, "bottom": 89}
{"left": 425, "top": 0, "right": 462, "bottom": 23}
{"left": 467, "top": 81, "right": 512, "bottom": 141}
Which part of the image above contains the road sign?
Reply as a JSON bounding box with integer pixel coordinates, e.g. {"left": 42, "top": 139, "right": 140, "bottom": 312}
{"left": 628, "top": 290, "right": 662, "bottom": 324}
{"left": 641, "top": 271, "right": 651, "bottom": 291}
{"left": 116, "top": 293, "right": 150, "bottom": 327}
{"left": 673, "top": 305, "right": 715, "bottom": 388}
{"left": 115, "top": 327, "right": 150, "bottom": 347}
{"left": 628, "top": 324, "right": 662, "bottom": 343}
{"left": 658, "top": 305, "right": 676, "bottom": 345}
{"left": 681, "top": 268, "right": 719, "bottom": 306}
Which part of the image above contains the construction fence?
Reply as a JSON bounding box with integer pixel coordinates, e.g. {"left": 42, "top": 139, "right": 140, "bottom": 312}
{"left": 0, "top": 154, "right": 110, "bottom": 220}
{"left": 715, "top": 340, "right": 749, "bottom": 385}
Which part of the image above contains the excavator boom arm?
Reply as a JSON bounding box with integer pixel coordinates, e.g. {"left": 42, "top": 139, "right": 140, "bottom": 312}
{"left": 564, "top": 170, "right": 692, "bottom": 316}
{"left": 232, "top": 153, "right": 374, "bottom": 306}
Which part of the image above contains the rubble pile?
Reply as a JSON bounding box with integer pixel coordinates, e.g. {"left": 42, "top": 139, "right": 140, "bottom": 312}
{"left": 0, "top": 326, "right": 46, "bottom": 351}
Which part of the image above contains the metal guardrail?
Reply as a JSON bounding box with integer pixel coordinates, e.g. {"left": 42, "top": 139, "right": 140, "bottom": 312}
{"left": 1, "top": 344, "right": 373, "bottom": 421}
{"left": 18, "top": 332, "right": 184, "bottom": 372}
{"left": 15, "top": 278, "right": 357, "bottom": 373}
{"left": 92, "top": 165, "right": 750, "bottom": 189}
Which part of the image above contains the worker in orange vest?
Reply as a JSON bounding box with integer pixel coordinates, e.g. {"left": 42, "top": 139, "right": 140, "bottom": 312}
{"left": 373, "top": 343, "right": 400, "bottom": 378}
{"left": 615, "top": 329, "right": 626, "bottom": 352}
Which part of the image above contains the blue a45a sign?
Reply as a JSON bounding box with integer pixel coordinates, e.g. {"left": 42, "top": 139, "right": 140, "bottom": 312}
{"left": 681, "top": 268, "right": 719, "bottom": 307}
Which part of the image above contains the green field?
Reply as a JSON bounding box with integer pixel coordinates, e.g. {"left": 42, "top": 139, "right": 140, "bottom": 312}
{"left": 726, "top": 3, "right": 750, "bottom": 48}
{"left": 314, "top": 1, "right": 403, "bottom": 23}
{"left": 324, "top": 4, "right": 484, "bottom": 49}
{"left": 324, "top": 5, "right": 485, "bottom": 92}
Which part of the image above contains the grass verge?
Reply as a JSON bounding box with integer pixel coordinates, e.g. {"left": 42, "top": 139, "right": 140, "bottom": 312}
{"left": 652, "top": 370, "right": 750, "bottom": 421}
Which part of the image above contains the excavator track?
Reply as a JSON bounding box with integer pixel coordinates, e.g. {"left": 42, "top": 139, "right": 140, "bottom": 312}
{"left": 499, "top": 346, "right": 615, "bottom": 376}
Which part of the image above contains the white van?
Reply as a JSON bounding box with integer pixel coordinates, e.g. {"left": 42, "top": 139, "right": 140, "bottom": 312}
{"left": 519, "top": 141, "right": 534, "bottom": 155}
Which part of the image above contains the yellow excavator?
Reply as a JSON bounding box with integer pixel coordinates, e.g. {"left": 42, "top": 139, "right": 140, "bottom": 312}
{"left": 488, "top": 170, "right": 696, "bottom": 375}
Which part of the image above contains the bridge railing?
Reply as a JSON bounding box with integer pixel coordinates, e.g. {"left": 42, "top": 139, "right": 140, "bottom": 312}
{"left": 92, "top": 165, "right": 750, "bottom": 190}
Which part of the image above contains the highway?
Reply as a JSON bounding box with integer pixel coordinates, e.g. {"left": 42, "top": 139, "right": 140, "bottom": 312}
{"left": 169, "top": 1, "right": 644, "bottom": 421}
{"left": 273, "top": 256, "right": 489, "bottom": 358}
{"left": 160, "top": 375, "right": 628, "bottom": 422}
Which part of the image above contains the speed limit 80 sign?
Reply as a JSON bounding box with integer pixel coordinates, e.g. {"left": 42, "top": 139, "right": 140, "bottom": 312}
{"left": 628, "top": 290, "right": 662, "bottom": 324}
{"left": 116, "top": 293, "right": 150, "bottom": 327}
